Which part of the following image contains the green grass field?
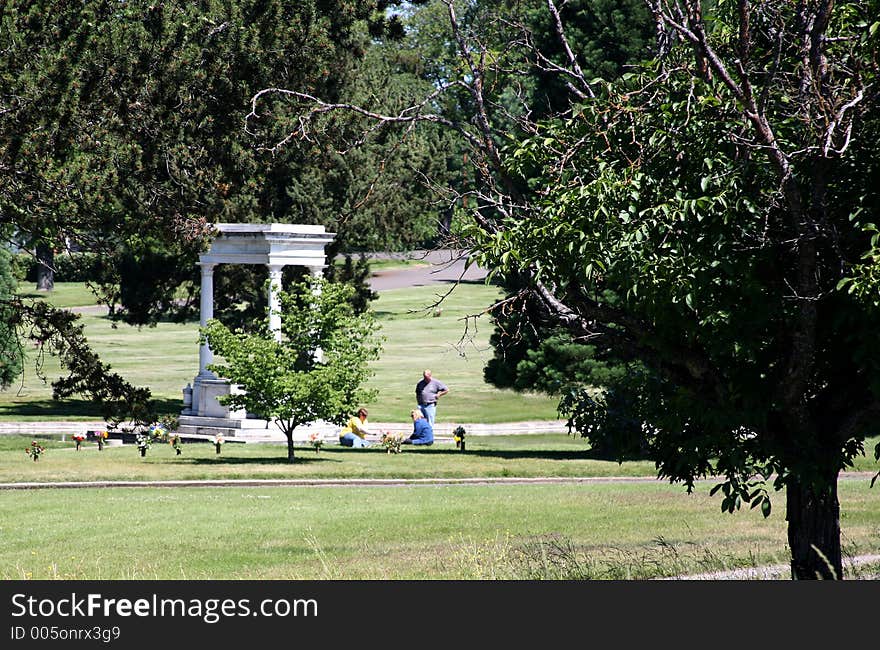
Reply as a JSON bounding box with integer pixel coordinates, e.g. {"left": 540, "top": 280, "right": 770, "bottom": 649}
{"left": 1, "top": 434, "right": 877, "bottom": 580}
{"left": 4, "top": 283, "right": 877, "bottom": 580}
{"left": 2, "top": 281, "right": 559, "bottom": 422}
{"left": 2, "top": 433, "right": 877, "bottom": 483}
{"left": 0, "top": 434, "right": 659, "bottom": 482}
{"left": 1, "top": 479, "right": 878, "bottom": 579}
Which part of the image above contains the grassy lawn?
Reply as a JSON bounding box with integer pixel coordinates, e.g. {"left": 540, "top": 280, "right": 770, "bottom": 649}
{"left": 1, "top": 479, "right": 877, "bottom": 579}
{"left": 1, "top": 433, "right": 876, "bottom": 580}
{"left": 15, "top": 281, "right": 103, "bottom": 310}
{"left": 367, "top": 283, "right": 558, "bottom": 421}
{"left": 2, "top": 430, "right": 876, "bottom": 486}
{"left": 0, "top": 434, "right": 662, "bottom": 483}
{"left": 2, "top": 282, "right": 559, "bottom": 422}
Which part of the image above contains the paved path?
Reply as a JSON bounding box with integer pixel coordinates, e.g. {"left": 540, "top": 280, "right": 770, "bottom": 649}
{"left": 664, "top": 554, "right": 880, "bottom": 580}
{"left": 0, "top": 419, "right": 570, "bottom": 439}
{"left": 0, "top": 476, "right": 664, "bottom": 490}
{"left": 365, "top": 249, "right": 488, "bottom": 291}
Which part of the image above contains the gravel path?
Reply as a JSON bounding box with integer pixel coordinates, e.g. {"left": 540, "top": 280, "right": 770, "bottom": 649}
{"left": 665, "top": 554, "right": 880, "bottom": 580}
{"left": 0, "top": 476, "right": 663, "bottom": 490}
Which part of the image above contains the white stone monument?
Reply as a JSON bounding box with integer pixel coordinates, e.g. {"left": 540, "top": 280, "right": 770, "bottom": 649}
{"left": 178, "top": 223, "right": 335, "bottom": 438}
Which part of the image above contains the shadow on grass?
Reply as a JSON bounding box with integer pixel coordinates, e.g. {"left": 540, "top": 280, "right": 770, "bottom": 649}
{"left": 395, "top": 446, "right": 642, "bottom": 462}
{"left": 170, "top": 446, "right": 634, "bottom": 463}
{"left": 0, "top": 397, "right": 184, "bottom": 419}
{"left": 173, "top": 454, "right": 343, "bottom": 466}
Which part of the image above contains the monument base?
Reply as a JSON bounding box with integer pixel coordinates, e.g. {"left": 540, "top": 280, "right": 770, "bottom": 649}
{"left": 177, "top": 415, "right": 338, "bottom": 442}
{"left": 180, "top": 375, "right": 339, "bottom": 442}
{"left": 184, "top": 376, "right": 249, "bottom": 419}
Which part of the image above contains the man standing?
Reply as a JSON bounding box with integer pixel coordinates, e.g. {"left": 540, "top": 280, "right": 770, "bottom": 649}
{"left": 415, "top": 369, "right": 448, "bottom": 427}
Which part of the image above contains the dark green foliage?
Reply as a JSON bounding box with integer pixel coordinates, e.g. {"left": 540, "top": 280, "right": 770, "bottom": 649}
{"left": 212, "top": 265, "right": 270, "bottom": 334}
{"left": 484, "top": 282, "right": 630, "bottom": 396}
{"left": 114, "top": 242, "right": 199, "bottom": 324}
{"left": 0, "top": 0, "right": 386, "bottom": 326}
{"left": 325, "top": 254, "right": 378, "bottom": 315}
{"left": 0, "top": 246, "right": 24, "bottom": 388}
{"left": 8, "top": 253, "right": 30, "bottom": 282}
{"left": 518, "top": 0, "right": 655, "bottom": 118}
{"left": 17, "top": 252, "right": 105, "bottom": 283}
{"left": 279, "top": 42, "right": 459, "bottom": 252}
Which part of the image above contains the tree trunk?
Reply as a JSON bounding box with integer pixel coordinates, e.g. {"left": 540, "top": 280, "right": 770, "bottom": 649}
{"left": 786, "top": 473, "right": 842, "bottom": 579}
{"left": 286, "top": 431, "right": 296, "bottom": 462}
{"left": 35, "top": 241, "right": 54, "bottom": 292}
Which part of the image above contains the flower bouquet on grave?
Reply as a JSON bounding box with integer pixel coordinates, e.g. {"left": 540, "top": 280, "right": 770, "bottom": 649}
{"left": 94, "top": 430, "right": 108, "bottom": 451}
{"left": 308, "top": 431, "right": 324, "bottom": 453}
{"left": 380, "top": 431, "right": 405, "bottom": 454}
{"left": 148, "top": 423, "right": 168, "bottom": 443}
{"left": 169, "top": 433, "right": 183, "bottom": 455}
{"left": 212, "top": 435, "right": 224, "bottom": 455}
{"left": 26, "top": 440, "right": 46, "bottom": 461}
{"left": 453, "top": 426, "right": 467, "bottom": 452}
{"left": 135, "top": 432, "right": 152, "bottom": 457}
{"left": 72, "top": 432, "right": 85, "bottom": 451}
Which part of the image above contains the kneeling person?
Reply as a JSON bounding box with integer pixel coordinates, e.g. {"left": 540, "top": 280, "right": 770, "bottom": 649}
{"left": 403, "top": 409, "right": 434, "bottom": 446}
{"left": 339, "top": 408, "right": 372, "bottom": 448}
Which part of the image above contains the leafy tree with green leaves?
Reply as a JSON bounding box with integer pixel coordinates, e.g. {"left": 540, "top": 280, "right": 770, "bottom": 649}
{"left": 202, "top": 279, "right": 382, "bottom": 462}
{"left": 264, "top": 0, "right": 880, "bottom": 579}
{"left": 465, "top": 1, "right": 880, "bottom": 579}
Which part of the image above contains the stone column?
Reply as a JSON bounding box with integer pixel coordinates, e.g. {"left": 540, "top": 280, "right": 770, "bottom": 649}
{"left": 267, "top": 264, "right": 285, "bottom": 342}
{"left": 198, "top": 262, "right": 216, "bottom": 377}
{"left": 308, "top": 266, "right": 325, "bottom": 362}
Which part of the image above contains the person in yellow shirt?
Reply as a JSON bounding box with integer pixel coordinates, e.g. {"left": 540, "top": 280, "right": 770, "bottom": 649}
{"left": 339, "top": 407, "right": 373, "bottom": 448}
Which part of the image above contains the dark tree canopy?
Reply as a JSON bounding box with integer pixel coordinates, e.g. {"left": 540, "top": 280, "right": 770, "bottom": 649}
{"left": 0, "top": 1, "right": 399, "bottom": 419}
{"left": 0, "top": 241, "right": 24, "bottom": 388}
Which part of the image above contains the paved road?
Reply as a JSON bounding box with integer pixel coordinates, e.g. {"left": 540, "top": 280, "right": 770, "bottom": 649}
{"left": 365, "top": 249, "right": 489, "bottom": 291}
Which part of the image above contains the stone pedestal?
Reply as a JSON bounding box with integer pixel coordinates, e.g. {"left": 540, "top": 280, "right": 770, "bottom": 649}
{"left": 192, "top": 377, "right": 247, "bottom": 419}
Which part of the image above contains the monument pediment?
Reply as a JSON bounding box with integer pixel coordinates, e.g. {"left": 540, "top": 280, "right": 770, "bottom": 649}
{"left": 199, "top": 223, "right": 336, "bottom": 267}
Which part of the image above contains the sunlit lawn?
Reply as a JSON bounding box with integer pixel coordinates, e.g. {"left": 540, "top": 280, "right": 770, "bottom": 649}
{"left": 2, "top": 282, "right": 559, "bottom": 422}
{"left": 1, "top": 431, "right": 876, "bottom": 580}
{"left": 1, "top": 478, "right": 878, "bottom": 579}
{"left": 2, "top": 433, "right": 876, "bottom": 484}
{"left": 15, "top": 281, "right": 103, "bottom": 310}
{"left": 0, "top": 434, "right": 657, "bottom": 483}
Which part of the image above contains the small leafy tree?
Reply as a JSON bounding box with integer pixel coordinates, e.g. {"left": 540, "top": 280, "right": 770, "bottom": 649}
{"left": 202, "top": 279, "right": 382, "bottom": 462}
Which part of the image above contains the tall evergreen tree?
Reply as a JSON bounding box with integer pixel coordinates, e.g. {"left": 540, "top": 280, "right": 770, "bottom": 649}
{"left": 0, "top": 1, "right": 388, "bottom": 414}
{"left": 0, "top": 243, "right": 24, "bottom": 388}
